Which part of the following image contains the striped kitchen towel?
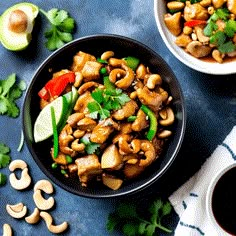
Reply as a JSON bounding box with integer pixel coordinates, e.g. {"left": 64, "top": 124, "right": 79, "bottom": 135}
{"left": 169, "top": 126, "right": 236, "bottom": 236}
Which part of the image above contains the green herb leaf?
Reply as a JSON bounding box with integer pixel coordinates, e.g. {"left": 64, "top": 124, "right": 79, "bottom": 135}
{"left": 0, "top": 74, "right": 25, "bottom": 118}
{"left": 80, "top": 136, "right": 100, "bottom": 154}
{"left": 218, "top": 41, "right": 236, "bottom": 53}
{"left": 106, "top": 198, "right": 173, "bottom": 236}
{"left": 87, "top": 86, "right": 130, "bottom": 120}
{"left": 40, "top": 8, "right": 75, "bottom": 51}
{"left": 0, "top": 173, "right": 7, "bottom": 185}
{"left": 225, "top": 19, "right": 236, "bottom": 37}
{"left": 0, "top": 143, "right": 11, "bottom": 168}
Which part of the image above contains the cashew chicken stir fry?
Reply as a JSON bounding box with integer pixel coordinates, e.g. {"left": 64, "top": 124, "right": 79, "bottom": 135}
{"left": 164, "top": 0, "right": 236, "bottom": 63}
{"left": 37, "top": 50, "right": 175, "bottom": 190}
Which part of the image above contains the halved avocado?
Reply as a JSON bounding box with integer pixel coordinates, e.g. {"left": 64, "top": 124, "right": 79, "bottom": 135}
{"left": 0, "top": 2, "right": 39, "bottom": 51}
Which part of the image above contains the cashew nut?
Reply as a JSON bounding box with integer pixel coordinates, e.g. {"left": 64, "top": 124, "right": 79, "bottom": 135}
{"left": 159, "top": 107, "right": 175, "bottom": 126}
{"left": 139, "top": 140, "right": 156, "bottom": 167}
{"left": 9, "top": 167, "right": 31, "bottom": 190}
{"left": 212, "top": 49, "right": 224, "bottom": 63}
{"left": 71, "top": 139, "right": 85, "bottom": 152}
{"left": 108, "top": 58, "right": 126, "bottom": 67}
{"left": 40, "top": 211, "right": 68, "bottom": 234}
{"left": 167, "top": 1, "right": 185, "bottom": 11}
{"left": 34, "top": 179, "right": 54, "bottom": 194}
{"left": 25, "top": 208, "right": 40, "bottom": 224}
{"left": 78, "top": 81, "right": 100, "bottom": 95}
{"left": 33, "top": 189, "right": 55, "bottom": 210}
{"left": 6, "top": 203, "right": 27, "bottom": 219}
{"left": 101, "top": 51, "right": 114, "bottom": 60}
{"left": 157, "top": 130, "right": 173, "bottom": 139}
{"left": 9, "top": 159, "right": 27, "bottom": 171}
{"left": 146, "top": 74, "right": 162, "bottom": 89}
{"left": 3, "top": 224, "right": 12, "bottom": 236}
{"left": 136, "top": 64, "right": 148, "bottom": 80}
{"left": 228, "top": 0, "right": 236, "bottom": 14}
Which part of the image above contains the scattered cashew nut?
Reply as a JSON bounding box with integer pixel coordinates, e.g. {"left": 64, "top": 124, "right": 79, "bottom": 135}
{"left": 33, "top": 189, "right": 55, "bottom": 211}
{"left": 159, "top": 107, "right": 175, "bottom": 126}
{"left": 6, "top": 203, "right": 27, "bottom": 219}
{"left": 40, "top": 211, "right": 68, "bottom": 234}
{"left": 2, "top": 223, "right": 13, "bottom": 236}
{"left": 9, "top": 159, "right": 31, "bottom": 190}
{"left": 25, "top": 207, "right": 40, "bottom": 224}
{"left": 34, "top": 179, "right": 54, "bottom": 194}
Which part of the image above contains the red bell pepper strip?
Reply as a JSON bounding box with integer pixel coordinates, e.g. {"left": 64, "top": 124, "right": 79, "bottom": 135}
{"left": 184, "top": 20, "right": 207, "bottom": 27}
{"left": 38, "top": 72, "right": 75, "bottom": 100}
{"left": 38, "top": 86, "right": 50, "bottom": 100}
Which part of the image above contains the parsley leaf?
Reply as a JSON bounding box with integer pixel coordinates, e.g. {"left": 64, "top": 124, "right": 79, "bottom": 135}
{"left": 40, "top": 8, "right": 75, "bottom": 51}
{"left": 0, "top": 74, "right": 26, "bottom": 118}
{"left": 107, "top": 198, "right": 173, "bottom": 236}
{"left": 87, "top": 87, "right": 130, "bottom": 120}
{"left": 80, "top": 136, "right": 100, "bottom": 155}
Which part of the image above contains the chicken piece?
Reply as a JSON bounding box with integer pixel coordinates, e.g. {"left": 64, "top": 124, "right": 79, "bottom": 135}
{"left": 75, "top": 154, "right": 102, "bottom": 187}
{"left": 112, "top": 100, "right": 138, "bottom": 120}
{"left": 77, "top": 117, "right": 97, "bottom": 131}
{"left": 164, "top": 12, "right": 182, "bottom": 36}
{"left": 175, "top": 33, "right": 192, "bottom": 47}
{"left": 90, "top": 118, "right": 119, "bottom": 144}
{"left": 67, "top": 112, "right": 85, "bottom": 128}
{"left": 82, "top": 61, "right": 103, "bottom": 81}
{"left": 74, "top": 91, "right": 94, "bottom": 114}
{"left": 184, "top": 2, "right": 208, "bottom": 22}
{"left": 71, "top": 51, "right": 96, "bottom": 72}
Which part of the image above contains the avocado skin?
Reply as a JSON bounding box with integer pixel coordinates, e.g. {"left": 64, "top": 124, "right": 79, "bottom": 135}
{"left": 0, "top": 2, "right": 39, "bottom": 51}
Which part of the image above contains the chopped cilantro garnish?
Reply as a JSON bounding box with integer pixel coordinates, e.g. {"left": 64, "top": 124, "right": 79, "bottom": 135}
{"left": 0, "top": 74, "right": 26, "bottom": 118}
{"left": 203, "top": 8, "right": 236, "bottom": 54}
{"left": 80, "top": 136, "right": 100, "bottom": 155}
{"left": 87, "top": 86, "right": 130, "bottom": 120}
{"left": 40, "top": 8, "right": 75, "bottom": 51}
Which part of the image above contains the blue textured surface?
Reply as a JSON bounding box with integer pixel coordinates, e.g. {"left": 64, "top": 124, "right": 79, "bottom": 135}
{"left": 0, "top": 0, "right": 236, "bottom": 235}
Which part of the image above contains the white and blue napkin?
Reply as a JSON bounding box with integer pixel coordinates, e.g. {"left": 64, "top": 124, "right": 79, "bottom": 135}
{"left": 169, "top": 126, "right": 236, "bottom": 236}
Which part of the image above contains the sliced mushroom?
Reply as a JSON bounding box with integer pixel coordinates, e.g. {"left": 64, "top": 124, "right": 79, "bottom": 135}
{"left": 101, "top": 144, "right": 123, "bottom": 170}
{"left": 102, "top": 173, "right": 123, "bottom": 190}
{"left": 123, "top": 162, "right": 145, "bottom": 179}
{"left": 186, "top": 41, "right": 212, "bottom": 58}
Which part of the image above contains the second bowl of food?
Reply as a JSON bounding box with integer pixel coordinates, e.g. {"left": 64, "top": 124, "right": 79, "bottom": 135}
{"left": 154, "top": 0, "right": 236, "bottom": 74}
{"left": 23, "top": 34, "right": 186, "bottom": 198}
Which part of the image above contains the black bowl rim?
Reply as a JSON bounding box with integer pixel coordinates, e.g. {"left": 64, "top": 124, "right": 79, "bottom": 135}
{"left": 23, "top": 33, "right": 186, "bottom": 198}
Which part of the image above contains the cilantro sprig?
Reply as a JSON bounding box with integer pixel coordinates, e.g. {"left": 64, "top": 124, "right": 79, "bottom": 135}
{"left": 40, "top": 8, "right": 75, "bottom": 51}
{"left": 107, "top": 198, "right": 172, "bottom": 236}
{"left": 0, "top": 73, "right": 26, "bottom": 118}
{"left": 0, "top": 143, "right": 11, "bottom": 186}
{"left": 87, "top": 87, "right": 130, "bottom": 120}
{"left": 80, "top": 136, "right": 100, "bottom": 155}
{"left": 204, "top": 8, "right": 236, "bottom": 53}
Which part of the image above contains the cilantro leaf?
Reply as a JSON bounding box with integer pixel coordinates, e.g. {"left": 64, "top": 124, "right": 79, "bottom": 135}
{"left": 0, "top": 143, "right": 11, "bottom": 168}
{"left": 0, "top": 74, "right": 25, "bottom": 118}
{"left": 80, "top": 136, "right": 100, "bottom": 154}
{"left": 87, "top": 87, "right": 130, "bottom": 120}
{"left": 40, "top": 8, "right": 75, "bottom": 51}
{"left": 106, "top": 198, "right": 173, "bottom": 236}
{"left": 0, "top": 173, "right": 7, "bottom": 186}
{"left": 225, "top": 19, "right": 236, "bottom": 37}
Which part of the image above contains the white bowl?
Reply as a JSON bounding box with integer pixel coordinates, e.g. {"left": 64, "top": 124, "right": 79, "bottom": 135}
{"left": 154, "top": 0, "right": 236, "bottom": 75}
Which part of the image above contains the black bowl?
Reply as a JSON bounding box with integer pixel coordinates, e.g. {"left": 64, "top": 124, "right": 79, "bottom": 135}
{"left": 23, "top": 34, "right": 186, "bottom": 198}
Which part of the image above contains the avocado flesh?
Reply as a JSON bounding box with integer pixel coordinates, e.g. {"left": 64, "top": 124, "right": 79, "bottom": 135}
{"left": 0, "top": 2, "right": 39, "bottom": 51}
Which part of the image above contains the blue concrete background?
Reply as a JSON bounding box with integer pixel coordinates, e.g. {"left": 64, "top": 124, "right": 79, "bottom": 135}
{"left": 0, "top": 0, "right": 236, "bottom": 235}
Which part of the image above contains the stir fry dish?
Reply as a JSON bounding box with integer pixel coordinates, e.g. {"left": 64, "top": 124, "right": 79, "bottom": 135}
{"left": 164, "top": 0, "right": 236, "bottom": 63}
{"left": 34, "top": 50, "right": 175, "bottom": 190}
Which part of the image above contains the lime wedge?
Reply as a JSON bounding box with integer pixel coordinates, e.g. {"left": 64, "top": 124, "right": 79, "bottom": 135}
{"left": 34, "top": 96, "right": 68, "bottom": 143}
